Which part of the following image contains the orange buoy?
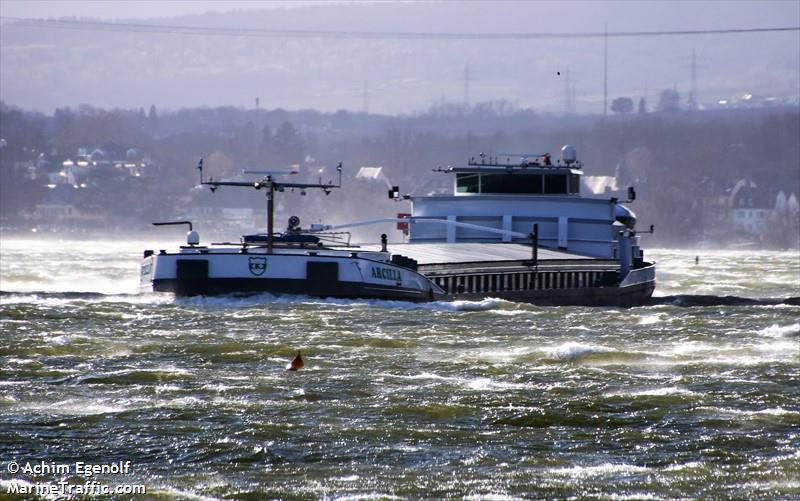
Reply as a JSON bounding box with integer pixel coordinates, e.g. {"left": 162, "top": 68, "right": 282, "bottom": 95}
{"left": 287, "top": 350, "right": 304, "bottom": 371}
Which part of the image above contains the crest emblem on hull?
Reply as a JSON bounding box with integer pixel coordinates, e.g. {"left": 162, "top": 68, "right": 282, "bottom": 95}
{"left": 248, "top": 256, "right": 267, "bottom": 276}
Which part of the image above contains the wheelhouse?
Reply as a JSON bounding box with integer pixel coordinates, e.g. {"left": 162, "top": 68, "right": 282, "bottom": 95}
{"left": 455, "top": 170, "right": 581, "bottom": 195}
{"left": 450, "top": 151, "right": 582, "bottom": 196}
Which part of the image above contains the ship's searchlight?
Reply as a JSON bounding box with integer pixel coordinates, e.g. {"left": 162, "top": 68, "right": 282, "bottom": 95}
{"left": 615, "top": 204, "right": 637, "bottom": 229}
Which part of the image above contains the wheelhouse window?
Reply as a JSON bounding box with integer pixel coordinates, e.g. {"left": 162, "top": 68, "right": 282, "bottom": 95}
{"left": 481, "top": 174, "right": 543, "bottom": 194}
{"left": 570, "top": 174, "right": 580, "bottom": 193}
{"left": 456, "top": 173, "right": 480, "bottom": 193}
{"left": 544, "top": 174, "right": 567, "bottom": 194}
{"left": 456, "top": 171, "right": 575, "bottom": 195}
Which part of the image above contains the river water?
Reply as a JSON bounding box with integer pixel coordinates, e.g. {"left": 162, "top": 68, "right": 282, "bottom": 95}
{"left": 1, "top": 238, "right": 798, "bottom": 499}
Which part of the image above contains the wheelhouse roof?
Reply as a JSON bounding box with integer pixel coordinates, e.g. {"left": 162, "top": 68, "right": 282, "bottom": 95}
{"left": 444, "top": 165, "right": 583, "bottom": 175}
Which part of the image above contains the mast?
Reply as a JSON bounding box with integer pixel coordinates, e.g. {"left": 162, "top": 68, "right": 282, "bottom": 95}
{"left": 266, "top": 177, "right": 275, "bottom": 253}
{"left": 196, "top": 160, "right": 343, "bottom": 254}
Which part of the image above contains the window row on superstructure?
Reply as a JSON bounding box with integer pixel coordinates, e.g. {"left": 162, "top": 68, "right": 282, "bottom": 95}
{"left": 455, "top": 172, "right": 581, "bottom": 195}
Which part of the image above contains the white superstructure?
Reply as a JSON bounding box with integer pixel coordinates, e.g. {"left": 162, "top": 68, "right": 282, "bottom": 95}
{"left": 407, "top": 147, "right": 641, "bottom": 260}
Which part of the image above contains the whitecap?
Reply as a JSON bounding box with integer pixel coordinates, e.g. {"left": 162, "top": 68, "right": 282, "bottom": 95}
{"left": 332, "top": 475, "right": 360, "bottom": 482}
{"left": 631, "top": 387, "right": 695, "bottom": 396}
{"left": 758, "top": 323, "right": 800, "bottom": 338}
{"left": 464, "top": 377, "right": 529, "bottom": 391}
{"left": 145, "top": 486, "right": 220, "bottom": 501}
{"left": 663, "top": 461, "right": 706, "bottom": 472}
{"left": 670, "top": 341, "right": 716, "bottom": 356}
{"left": 332, "top": 494, "right": 404, "bottom": 501}
{"left": 18, "top": 399, "right": 130, "bottom": 416}
{"left": 541, "top": 342, "right": 615, "bottom": 360}
{"left": 599, "top": 494, "right": 663, "bottom": 501}
{"left": 172, "top": 292, "right": 506, "bottom": 313}
{"left": 464, "top": 495, "right": 525, "bottom": 501}
{"left": 547, "top": 463, "right": 649, "bottom": 478}
{"left": 700, "top": 406, "right": 798, "bottom": 417}
{"left": 390, "top": 372, "right": 455, "bottom": 381}
{"left": 607, "top": 386, "right": 696, "bottom": 398}
{"left": 154, "top": 384, "right": 182, "bottom": 394}
{"left": 3, "top": 358, "right": 34, "bottom": 366}
{"left": 637, "top": 314, "right": 663, "bottom": 325}
{"left": 201, "top": 383, "right": 236, "bottom": 393}
{"left": 436, "top": 297, "right": 505, "bottom": 312}
{"left": 491, "top": 309, "right": 535, "bottom": 316}
{"left": 0, "top": 479, "right": 62, "bottom": 501}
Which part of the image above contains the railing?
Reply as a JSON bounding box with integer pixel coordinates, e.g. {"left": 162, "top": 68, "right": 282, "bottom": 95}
{"left": 429, "top": 269, "right": 620, "bottom": 294}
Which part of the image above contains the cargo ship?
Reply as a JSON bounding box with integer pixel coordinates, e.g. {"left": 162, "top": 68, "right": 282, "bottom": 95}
{"left": 140, "top": 146, "right": 655, "bottom": 306}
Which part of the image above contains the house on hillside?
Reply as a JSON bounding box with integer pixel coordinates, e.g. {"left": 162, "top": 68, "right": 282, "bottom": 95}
{"left": 56, "top": 145, "right": 152, "bottom": 186}
{"left": 181, "top": 179, "right": 260, "bottom": 234}
{"left": 729, "top": 178, "right": 799, "bottom": 240}
{"left": 31, "top": 184, "right": 101, "bottom": 229}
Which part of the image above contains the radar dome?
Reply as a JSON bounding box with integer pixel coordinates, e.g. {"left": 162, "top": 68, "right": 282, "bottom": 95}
{"left": 561, "top": 145, "right": 577, "bottom": 165}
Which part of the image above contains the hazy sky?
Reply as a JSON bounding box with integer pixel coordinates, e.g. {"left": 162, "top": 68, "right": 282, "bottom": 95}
{"left": 0, "top": 0, "right": 307, "bottom": 19}
{"left": 1, "top": 1, "right": 798, "bottom": 114}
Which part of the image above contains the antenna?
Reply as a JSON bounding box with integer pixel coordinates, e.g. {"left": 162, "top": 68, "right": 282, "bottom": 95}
{"left": 464, "top": 63, "right": 470, "bottom": 108}
{"left": 363, "top": 79, "right": 369, "bottom": 114}
{"left": 196, "top": 159, "right": 343, "bottom": 253}
{"left": 563, "top": 67, "right": 579, "bottom": 115}
{"left": 603, "top": 23, "right": 608, "bottom": 117}
{"left": 243, "top": 168, "right": 299, "bottom": 176}
{"left": 690, "top": 49, "right": 697, "bottom": 110}
{"left": 350, "top": 80, "right": 372, "bottom": 114}
{"left": 685, "top": 48, "right": 709, "bottom": 110}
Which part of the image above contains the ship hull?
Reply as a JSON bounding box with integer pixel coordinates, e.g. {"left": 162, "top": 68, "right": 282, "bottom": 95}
{"left": 150, "top": 274, "right": 654, "bottom": 306}
{"left": 437, "top": 279, "right": 655, "bottom": 307}
{"left": 428, "top": 262, "right": 657, "bottom": 307}
{"left": 142, "top": 249, "right": 655, "bottom": 306}
{"left": 140, "top": 249, "right": 439, "bottom": 302}
{"left": 150, "top": 276, "right": 432, "bottom": 302}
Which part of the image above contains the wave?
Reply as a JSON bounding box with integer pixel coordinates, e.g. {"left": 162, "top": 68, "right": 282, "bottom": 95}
{"left": 696, "top": 406, "right": 800, "bottom": 419}
{"left": 0, "top": 290, "right": 171, "bottom": 307}
{"left": 542, "top": 341, "right": 613, "bottom": 360}
{"left": 757, "top": 323, "right": 800, "bottom": 338}
{"left": 168, "top": 292, "right": 507, "bottom": 312}
{"left": 607, "top": 386, "right": 697, "bottom": 398}
{"left": 0, "top": 289, "right": 505, "bottom": 312}
{"left": 1, "top": 290, "right": 116, "bottom": 300}
{"left": 648, "top": 295, "right": 800, "bottom": 307}
{"left": 547, "top": 463, "right": 650, "bottom": 478}
{"left": 4, "top": 289, "right": 798, "bottom": 310}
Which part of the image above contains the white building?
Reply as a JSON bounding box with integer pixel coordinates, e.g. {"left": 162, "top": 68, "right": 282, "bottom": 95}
{"left": 730, "top": 179, "right": 799, "bottom": 237}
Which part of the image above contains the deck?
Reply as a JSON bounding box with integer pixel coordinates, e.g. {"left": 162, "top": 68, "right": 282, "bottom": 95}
{"left": 352, "top": 242, "right": 591, "bottom": 265}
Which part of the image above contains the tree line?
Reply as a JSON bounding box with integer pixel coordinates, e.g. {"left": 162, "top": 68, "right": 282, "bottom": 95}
{"left": 1, "top": 101, "right": 797, "bottom": 247}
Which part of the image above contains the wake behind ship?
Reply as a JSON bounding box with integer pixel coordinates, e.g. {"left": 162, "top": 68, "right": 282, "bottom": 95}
{"left": 140, "top": 146, "right": 655, "bottom": 306}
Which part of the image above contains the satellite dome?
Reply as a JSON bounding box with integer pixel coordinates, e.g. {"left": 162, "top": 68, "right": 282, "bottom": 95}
{"left": 561, "top": 145, "right": 577, "bottom": 165}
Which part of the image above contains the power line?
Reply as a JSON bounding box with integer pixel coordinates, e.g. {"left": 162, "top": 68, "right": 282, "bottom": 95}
{"left": 1, "top": 16, "right": 798, "bottom": 40}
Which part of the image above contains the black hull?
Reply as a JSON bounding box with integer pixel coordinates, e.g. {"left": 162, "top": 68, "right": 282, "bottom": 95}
{"left": 439, "top": 280, "right": 656, "bottom": 307}
{"left": 151, "top": 277, "right": 654, "bottom": 306}
{"left": 428, "top": 262, "right": 657, "bottom": 307}
{"left": 152, "top": 277, "right": 433, "bottom": 302}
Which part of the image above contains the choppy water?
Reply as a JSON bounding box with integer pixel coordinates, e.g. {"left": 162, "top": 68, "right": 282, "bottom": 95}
{"left": 1, "top": 238, "right": 799, "bottom": 499}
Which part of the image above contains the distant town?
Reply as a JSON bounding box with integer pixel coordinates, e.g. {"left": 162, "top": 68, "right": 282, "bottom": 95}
{"left": 1, "top": 99, "right": 798, "bottom": 249}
